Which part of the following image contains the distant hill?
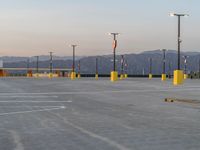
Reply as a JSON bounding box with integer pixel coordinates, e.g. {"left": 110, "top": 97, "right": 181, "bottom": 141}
{"left": 0, "top": 56, "right": 83, "bottom": 63}
{"left": 2, "top": 50, "right": 200, "bottom": 75}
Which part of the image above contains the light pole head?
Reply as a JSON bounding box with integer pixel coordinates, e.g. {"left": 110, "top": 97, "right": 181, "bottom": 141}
{"left": 182, "top": 55, "right": 189, "bottom": 64}
{"left": 109, "top": 33, "right": 120, "bottom": 35}
{"left": 182, "top": 55, "right": 189, "bottom": 59}
{"left": 49, "top": 52, "right": 53, "bottom": 54}
{"left": 70, "top": 45, "right": 77, "bottom": 48}
{"left": 169, "top": 13, "right": 175, "bottom": 17}
{"left": 108, "top": 33, "right": 120, "bottom": 37}
{"left": 169, "top": 13, "right": 189, "bottom": 17}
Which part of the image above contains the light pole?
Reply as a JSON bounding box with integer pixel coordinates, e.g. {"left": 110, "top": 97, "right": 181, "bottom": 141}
{"left": 120, "top": 55, "right": 124, "bottom": 80}
{"left": 95, "top": 57, "right": 98, "bottom": 80}
{"left": 26, "top": 58, "right": 30, "bottom": 77}
{"left": 162, "top": 49, "right": 167, "bottom": 81}
{"left": 35, "top": 56, "right": 39, "bottom": 78}
{"left": 170, "top": 13, "right": 189, "bottom": 85}
{"left": 199, "top": 58, "right": 200, "bottom": 79}
{"left": 183, "top": 55, "right": 189, "bottom": 79}
{"left": 149, "top": 58, "right": 152, "bottom": 79}
{"left": 78, "top": 60, "right": 81, "bottom": 78}
{"left": 124, "top": 60, "right": 128, "bottom": 78}
{"left": 70, "top": 45, "right": 77, "bottom": 80}
{"left": 109, "top": 33, "right": 119, "bottom": 82}
{"left": 168, "top": 61, "right": 171, "bottom": 79}
{"left": 49, "top": 52, "right": 53, "bottom": 78}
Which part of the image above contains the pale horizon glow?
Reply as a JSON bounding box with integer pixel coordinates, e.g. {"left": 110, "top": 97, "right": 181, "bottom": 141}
{"left": 0, "top": 0, "right": 200, "bottom": 57}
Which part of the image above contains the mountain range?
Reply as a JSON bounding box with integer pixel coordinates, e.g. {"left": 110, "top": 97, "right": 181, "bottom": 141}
{"left": 1, "top": 50, "right": 200, "bottom": 75}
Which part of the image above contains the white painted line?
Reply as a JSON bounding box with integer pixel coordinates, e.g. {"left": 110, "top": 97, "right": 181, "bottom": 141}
{"left": 0, "top": 96, "right": 58, "bottom": 98}
{"left": 0, "top": 101, "right": 72, "bottom": 103}
{"left": 0, "top": 106, "right": 65, "bottom": 116}
{"left": 52, "top": 113, "right": 131, "bottom": 150}
{"left": 0, "top": 106, "right": 65, "bottom": 108}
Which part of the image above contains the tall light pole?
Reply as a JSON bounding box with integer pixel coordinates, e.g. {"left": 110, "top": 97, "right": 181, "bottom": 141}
{"left": 199, "top": 58, "right": 200, "bottom": 79}
{"left": 162, "top": 49, "right": 167, "bottom": 81}
{"left": 35, "top": 56, "right": 39, "bottom": 78}
{"left": 120, "top": 55, "right": 124, "bottom": 80}
{"left": 95, "top": 57, "right": 98, "bottom": 80}
{"left": 27, "top": 58, "right": 29, "bottom": 73}
{"left": 124, "top": 60, "right": 128, "bottom": 78}
{"left": 168, "top": 61, "right": 171, "bottom": 79}
{"left": 109, "top": 33, "right": 119, "bottom": 82}
{"left": 26, "top": 58, "right": 30, "bottom": 77}
{"left": 49, "top": 52, "right": 53, "bottom": 78}
{"left": 78, "top": 60, "right": 81, "bottom": 78}
{"left": 170, "top": 13, "right": 189, "bottom": 85}
{"left": 183, "top": 55, "right": 189, "bottom": 79}
{"left": 149, "top": 58, "right": 152, "bottom": 79}
{"left": 70, "top": 45, "right": 77, "bottom": 80}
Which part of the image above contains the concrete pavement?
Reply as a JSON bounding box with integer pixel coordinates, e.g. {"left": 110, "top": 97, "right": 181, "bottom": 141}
{"left": 0, "top": 77, "right": 200, "bottom": 150}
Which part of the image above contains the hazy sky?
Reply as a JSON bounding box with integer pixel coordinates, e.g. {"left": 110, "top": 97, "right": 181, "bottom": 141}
{"left": 0, "top": 0, "right": 199, "bottom": 56}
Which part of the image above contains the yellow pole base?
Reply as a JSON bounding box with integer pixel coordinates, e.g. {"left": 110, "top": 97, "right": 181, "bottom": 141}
{"left": 173, "top": 70, "right": 184, "bottom": 85}
{"left": 95, "top": 74, "right": 98, "bottom": 80}
{"left": 149, "top": 74, "right": 152, "bottom": 79}
{"left": 184, "top": 74, "right": 188, "bottom": 79}
{"left": 124, "top": 74, "right": 128, "bottom": 78}
{"left": 111, "top": 71, "right": 118, "bottom": 82}
{"left": 71, "top": 72, "right": 76, "bottom": 80}
{"left": 77, "top": 74, "right": 81, "bottom": 79}
{"left": 161, "top": 74, "right": 166, "bottom": 81}
{"left": 48, "top": 73, "right": 53, "bottom": 78}
{"left": 120, "top": 74, "right": 124, "bottom": 80}
{"left": 36, "top": 73, "right": 39, "bottom": 78}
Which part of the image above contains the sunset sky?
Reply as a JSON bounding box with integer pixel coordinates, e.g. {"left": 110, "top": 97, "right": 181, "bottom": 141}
{"left": 0, "top": 0, "right": 199, "bottom": 56}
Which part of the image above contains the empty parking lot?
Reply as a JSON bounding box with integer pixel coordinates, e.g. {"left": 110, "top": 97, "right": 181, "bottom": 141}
{"left": 0, "top": 78, "right": 200, "bottom": 150}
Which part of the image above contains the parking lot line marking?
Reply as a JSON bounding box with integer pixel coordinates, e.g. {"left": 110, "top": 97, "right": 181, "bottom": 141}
{"left": 0, "top": 106, "right": 65, "bottom": 116}
{"left": 0, "top": 106, "right": 65, "bottom": 108}
{"left": 0, "top": 96, "right": 58, "bottom": 98}
{"left": 0, "top": 101, "right": 72, "bottom": 103}
{"left": 51, "top": 112, "right": 131, "bottom": 150}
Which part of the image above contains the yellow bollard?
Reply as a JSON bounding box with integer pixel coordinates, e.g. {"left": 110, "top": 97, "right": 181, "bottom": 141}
{"left": 48, "top": 73, "right": 53, "bottom": 78}
{"left": 27, "top": 74, "right": 30, "bottom": 77}
{"left": 77, "top": 73, "right": 81, "bottom": 79}
{"left": 149, "top": 74, "right": 153, "bottom": 79}
{"left": 111, "top": 71, "right": 118, "bottom": 82}
{"left": 71, "top": 72, "right": 76, "bottom": 80}
{"left": 120, "top": 74, "right": 123, "bottom": 80}
{"left": 184, "top": 74, "right": 188, "bottom": 79}
{"left": 173, "top": 70, "right": 184, "bottom": 85}
{"left": 27, "top": 70, "right": 33, "bottom": 77}
{"left": 36, "top": 73, "right": 39, "bottom": 78}
{"left": 95, "top": 74, "right": 98, "bottom": 80}
{"left": 161, "top": 74, "right": 166, "bottom": 81}
{"left": 124, "top": 74, "right": 128, "bottom": 78}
